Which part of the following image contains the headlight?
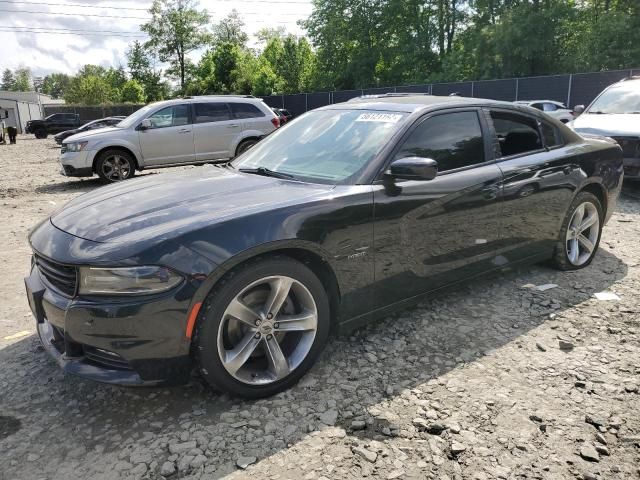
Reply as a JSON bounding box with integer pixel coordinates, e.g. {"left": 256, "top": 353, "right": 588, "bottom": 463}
{"left": 78, "top": 266, "right": 183, "bottom": 295}
{"left": 65, "top": 141, "right": 89, "bottom": 152}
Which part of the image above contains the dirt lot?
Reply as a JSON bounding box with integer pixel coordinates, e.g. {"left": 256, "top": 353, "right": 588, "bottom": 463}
{"left": 0, "top": 136, "right": 639, "bottom": 480}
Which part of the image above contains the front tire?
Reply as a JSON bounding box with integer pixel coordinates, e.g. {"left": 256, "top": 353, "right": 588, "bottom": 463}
{"left": 551, "top": 192, "right": 603, "bottom": 270}
{"left": 194, "top": 256, "right": 330, "bottom": 398}
{"left": 96, "top": 149, "right": 135, "bottom": 182}
{"left": 34, "top": 128, "right": 47, "bottom": 139}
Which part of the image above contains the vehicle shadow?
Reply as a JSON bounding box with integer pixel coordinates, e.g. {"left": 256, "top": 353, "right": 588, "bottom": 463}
{"left": 0, "top": 248, "right": 628, "bottom": 478}
{"left": 34, "top": 172, "right": 161, "bottom": 195}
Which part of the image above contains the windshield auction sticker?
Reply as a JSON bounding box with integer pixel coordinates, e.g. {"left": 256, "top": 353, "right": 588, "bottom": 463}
{"left": 355, "top": 113, "right": 403, "bottom": 123}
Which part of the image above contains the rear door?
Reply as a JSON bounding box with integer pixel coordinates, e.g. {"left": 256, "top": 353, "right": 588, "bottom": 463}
{"left": 138, "top": 104, "right": 195, "bottom": 166}
{"left": 372, "top": 108, "right": 504, "bottom": 308}
{"left": 487, "top": 108, "right": 579, "bottom": 262}
{"left": 192, "top": 102, "right": 238, "bottom": 161}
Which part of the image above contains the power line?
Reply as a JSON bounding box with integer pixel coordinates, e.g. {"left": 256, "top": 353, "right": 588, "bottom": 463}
{"left": 2, "top": 25, "right": 146, "bottom": 34}
{"left": 0, "top": 0, "right": 149, "bottom": 10}
{"left": 0, "top": 28, "right": 146, "bottom": 37}
{"left": 1, "top": 8, "right": 150, "bottom": 18}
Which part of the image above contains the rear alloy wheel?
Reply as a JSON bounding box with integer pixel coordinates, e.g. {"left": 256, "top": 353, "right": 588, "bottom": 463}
{"left": 96, "top": 150, "right": 135, "bottom": 182}
{"left": 552, "top": 192, "right": 603, "bottom": 270}
{"left": 194, "top": 256, "right": 330, "bottom": 398}
{"left": 235, "top": 139, "right": 258, "bottom": 157}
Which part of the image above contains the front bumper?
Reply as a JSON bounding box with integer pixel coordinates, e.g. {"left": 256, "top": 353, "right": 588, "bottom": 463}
{"left": 59, "top": 149, "right": 94, "bottom": 176}
{"left": 25, "top": 261, "right": 194, "bottom": 386}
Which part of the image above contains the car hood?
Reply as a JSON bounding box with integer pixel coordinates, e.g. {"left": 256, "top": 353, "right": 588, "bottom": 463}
{"left": 570, "top": 113, "right": 640, "bottom": 136}
{"left": 64, "top": 126, "right": 120, "bottom": 143}
{"left": 51, "top": 167, "right": 334, "bottom": 243}
{"left": 56, "top": 129, "right": 79, "bottom": 138}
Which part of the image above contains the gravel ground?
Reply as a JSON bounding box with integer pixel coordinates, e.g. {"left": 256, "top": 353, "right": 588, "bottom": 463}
{"left": 0, "top": 136, "right": 639, "bottom": 480}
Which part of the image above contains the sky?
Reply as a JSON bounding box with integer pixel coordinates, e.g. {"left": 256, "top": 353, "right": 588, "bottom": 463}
{"left": 0, "top": 0, "right": 313, "bottom": 78}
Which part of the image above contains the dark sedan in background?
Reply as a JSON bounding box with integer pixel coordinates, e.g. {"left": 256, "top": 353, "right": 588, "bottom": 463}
{"left": 25, "top": 95, "right": 623, "bottom": 398}
{"left": 54, "top": 116, "right": 126, "bottom": 145}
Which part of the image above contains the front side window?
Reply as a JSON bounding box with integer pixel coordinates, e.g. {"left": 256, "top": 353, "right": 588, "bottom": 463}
{"left": 232, "top": 109, "right": 407, "bottom": 184}
{"left": 195, "top": 103, "right": 231, "bottom": 123}
{"left": 587, "top": 83, "right": 640, "bottom": 114}
{"left": 147, "top": 105, "right": 190, "bottom": 128}
{"left": 490, "top": 111, "right": 542, "bottom": 157}
{"left": 543, "top": 103, "right": 558, "bottom": 112}
{"left": 394, "top": 111, "right": 485, "bottom": 172}
{"left": 230, "top": 103, "right": 265, "bottom": 119}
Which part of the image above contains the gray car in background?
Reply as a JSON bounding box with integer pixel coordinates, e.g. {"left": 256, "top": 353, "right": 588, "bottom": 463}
{"left": 59, "top": 96, "right": 280, "bottom": 182}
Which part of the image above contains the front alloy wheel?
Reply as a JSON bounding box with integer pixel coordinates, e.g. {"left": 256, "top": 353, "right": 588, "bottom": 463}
{"left": 195, "top": 256, "right": 330, "bottom": 398}
{"left": 96, "top": 149, "right": 135, "bottom": 182}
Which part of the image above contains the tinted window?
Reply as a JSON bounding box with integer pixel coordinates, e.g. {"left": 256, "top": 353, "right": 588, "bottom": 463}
{"left": 394, "top": 111, "right": 485, "bottom": 172}
{"left": 195, "top": 103, "right": 231, "bottom": 123}
{"left": 147, "top": 105, "right": 190, "bottom": 128}
{"left": 230, "top": 103, "right": 265, "bottom": 119}
{"left": 64, "top": 114, "right": 77, "bottom": 119}
{"left": 490, "top": 111, "right": 542, "bottom": 157}
{"left": 531, "top": 103, "right": 544, "bottom": 111}
{"left": 541, "top": 122, "right": 562, "bottom": 147}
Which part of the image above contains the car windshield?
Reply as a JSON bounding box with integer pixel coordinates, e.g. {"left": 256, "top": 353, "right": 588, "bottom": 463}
{"left": 116, "top": 105, "right": 154, "bottom": 128}
{"left": 587, "top": 83, "right": 640, "bottom": 114}
{"left": 231, "top": 109, "right": 407, "bottom": 184}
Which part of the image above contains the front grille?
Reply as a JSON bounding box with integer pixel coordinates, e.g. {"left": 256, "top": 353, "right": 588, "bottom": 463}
{"left": 34, "top": 254, "right": 77, "bottom": 297}
{"left": 611, "top": 136, "right": 640, "bottom": 159}
{"left": 83, "top": 346, "right": 133, "bottom": 371}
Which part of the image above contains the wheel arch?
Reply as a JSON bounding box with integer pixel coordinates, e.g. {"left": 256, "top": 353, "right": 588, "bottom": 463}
{"left": 92, "top": 145, "right": 140, "bottom": 173}
{"left": 191, "top": 243, "right": 342, "bottom": 339}
{"left": 234, "top": 135, "right": 262, "bottom": 156}
{"left": 577, "top": 181, "right": 607, "bottom": 217}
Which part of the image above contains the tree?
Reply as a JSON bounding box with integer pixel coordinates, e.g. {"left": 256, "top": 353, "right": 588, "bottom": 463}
{"left": 1, "top": 69, "right": 15, "bottom": 90}
{"left": 127, "top": 40, "right": 170, "bottom": 101}
{"left": 141, "top": 0, "right": 211, "bottom": 91}
{"left": 13, "top": 67, "right": 33, "bottom": 91}
{"left": 40, "top": 73, "right": 72, "bottom": 99}
{"left": 121, "top": 79, "right": 146, "bottom": 103}
{"left": 212, "top": 10, "right": 248, "bottom": 47}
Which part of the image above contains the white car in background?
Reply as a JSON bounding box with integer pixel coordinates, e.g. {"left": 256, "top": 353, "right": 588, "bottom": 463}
{"left": 569, "top": 76, "right": 640, "bottom": 180}
{"left": 60, "top": 96, "right": 280, "bottom": 182}
{"left": 514, "top": 100, "right": 576, "bottom": 123}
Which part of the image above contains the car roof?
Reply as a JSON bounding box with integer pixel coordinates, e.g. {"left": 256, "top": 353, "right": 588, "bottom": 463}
{"left": 514, "top": 100, "right": 565, "bottom": 105}
{"left": 324, "top": 95, "right": 521, "bottom": 113}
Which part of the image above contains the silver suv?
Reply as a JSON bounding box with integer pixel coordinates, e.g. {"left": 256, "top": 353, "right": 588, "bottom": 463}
{"left": 60, "top": 96, "right": 280, "bottom": 182}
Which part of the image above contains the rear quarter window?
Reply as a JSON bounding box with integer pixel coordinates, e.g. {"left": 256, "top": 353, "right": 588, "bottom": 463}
{"left": 230, "top": 103, "right": 266, "bottom": 119}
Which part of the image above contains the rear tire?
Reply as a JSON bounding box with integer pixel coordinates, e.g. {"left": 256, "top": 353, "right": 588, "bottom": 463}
{"left": 235, "top": 139, "right": 258, "bottom": 157}
{"left": 194, "top": 256, "right": 330, "bottom": 398}
{"left": 551, "top": 192, "right": 603, "bottom": 271}
{"left": 95, "top": 149, "right": 135, "bottom": 182}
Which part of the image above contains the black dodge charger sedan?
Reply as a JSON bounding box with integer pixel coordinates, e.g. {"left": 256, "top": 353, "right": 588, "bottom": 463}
{"left": 25, "top": 95, "right": 623, "bottom": 398}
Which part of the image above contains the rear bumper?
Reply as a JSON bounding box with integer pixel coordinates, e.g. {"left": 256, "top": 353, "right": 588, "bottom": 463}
{"left": 25, "top": 262, "right": 194, "bottom": 386}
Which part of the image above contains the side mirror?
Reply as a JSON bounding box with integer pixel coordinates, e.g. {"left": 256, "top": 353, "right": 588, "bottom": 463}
{"left": 387, "top": 157, "right": 438, "bottom": 181}
{"left": 573, "top": 105, "right": 585, "bottom": 115}
{"left": 139, "top": 119, "right": 152, "bottom": 130}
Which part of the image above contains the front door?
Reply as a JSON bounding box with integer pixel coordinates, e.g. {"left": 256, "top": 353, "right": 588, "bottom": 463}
{"left": 372, "top": 109, "right": 504, "bottom": 308}
{"left": 138, "top": 104, "right": 195, "bottom": 166}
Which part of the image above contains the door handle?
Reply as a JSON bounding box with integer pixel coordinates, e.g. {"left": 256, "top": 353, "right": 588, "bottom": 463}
{"left": 227, "top": 124, "right": 239, "bottom": 128}
{"left": 178, "top": 128, "right": 191, "bottom": 134}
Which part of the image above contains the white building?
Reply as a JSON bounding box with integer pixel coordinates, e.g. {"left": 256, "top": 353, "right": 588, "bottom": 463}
{"left": 0, "top": 91, "right": 64, "bottom": 133}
